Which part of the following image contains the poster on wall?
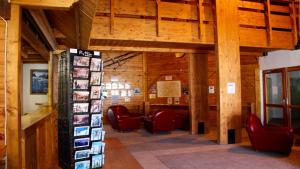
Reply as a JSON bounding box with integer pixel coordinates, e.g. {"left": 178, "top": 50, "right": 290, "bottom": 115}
{"left": 30, "top": 69, "right": 48, "bottom": 94}
{"left": 157, "top": 81, "right": 181, "bottom": 98}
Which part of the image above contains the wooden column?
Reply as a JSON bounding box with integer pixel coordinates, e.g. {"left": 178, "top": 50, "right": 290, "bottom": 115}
{"left": 215, "top": 0, "right": 242, "bottom": 144}
{"left": 189, "top": 53, "right": 208, "bottom": 135}
{"left": 6, "top": 4, "right": 22, "bottom": 169}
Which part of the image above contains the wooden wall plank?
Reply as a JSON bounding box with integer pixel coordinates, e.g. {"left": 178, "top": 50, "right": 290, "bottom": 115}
{"left": 6, "top": 4, "right": 22, "bottom": 169}
{"left": 215, "top": 0, "right": 242, "bottom": 144}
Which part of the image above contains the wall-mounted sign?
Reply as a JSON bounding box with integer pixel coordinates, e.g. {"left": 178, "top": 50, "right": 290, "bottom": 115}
{"left": 167, "top": 97, "right": 173, "bottom": 104}
{"left": 227, "top": 82, "right": 236, "bottom": 94}
{"left": 149, "top": 94, "right": 156, "bottom": 99}
{"left": 209, "top": 86, "right": 215, "bottom": 94}
{"left": 165, "top": 75, "right": 172, "bottom": 81}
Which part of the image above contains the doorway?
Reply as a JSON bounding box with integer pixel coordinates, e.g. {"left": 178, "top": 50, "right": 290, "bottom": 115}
{"left": 263, "top": 66, "right": 300, "bottom": 129}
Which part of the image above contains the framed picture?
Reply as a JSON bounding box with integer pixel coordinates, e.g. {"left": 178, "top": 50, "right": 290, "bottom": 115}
{"left": 74, "top": 138, "right": 90, "bottom": 148}
{"left": 74, "top": 126, "right": 90, "bottom": 137}
{"left": 90, "top": 100, "right": 102, "bottom": 113}
{"left": 73, "top": 91, "right": 89, "bottom": 101}
{"left": 91, "top": 86, "right": 101, "bottom": 99}
{"left": 91, "top": 141, "right": 105, "bottom": 154}
{"left": 91, "top": 128, "right": 102, "bottom": 141}
{"left": 30, "top": 69, "right": 48, "bottom": 95}
{"left": 75, "top": 160, "right": 90, "bottom": 169}
{"left": 90, "top": 72, "right": 102, "bottom": 85}
{"left": 91, "top": 114, "right": 102, "bottom": 127}
{"left": 73, "top": 80, "right": 89, "bottom": 90}
{"left": 73, "top": 103, "right": 89, "bottom": 113}
{"left": 73, "top": 68, "right": 89, "bottom": 78}
{"left": 73, "top": 115, "right": 89, "bottom": 125}
{"left": 90, "top": 58, "right": 102, "bottom": 71}
{"left": 73, "top": 56, "right": 90, "bottom": 67}
{"left": 92, "top": 154, "right": 103, "bottom": 168}
{"left": 74, "top": 150, "right": 90, "bottom": 160}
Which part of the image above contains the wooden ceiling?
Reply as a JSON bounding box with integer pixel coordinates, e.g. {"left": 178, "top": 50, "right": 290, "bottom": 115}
{"left": 21, "top": 0, "right": 98, "bottom": 63}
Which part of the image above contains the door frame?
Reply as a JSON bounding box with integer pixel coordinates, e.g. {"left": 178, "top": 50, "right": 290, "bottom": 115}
{"left": 263, "top": 66, "right": 300, "bottom": 128}
{"left": 263, "top": 68, "right": 288, "bottom": 126}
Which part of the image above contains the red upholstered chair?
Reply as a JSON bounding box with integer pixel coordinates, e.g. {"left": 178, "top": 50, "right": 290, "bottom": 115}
{"left": 107, "top": 105, "right": 142, "bottom": 131}
{"left": 144, "top": 109, "right": 175, "bottom": 133}
{"left": 246, "top": 113, "right": 294, "bottom": 154}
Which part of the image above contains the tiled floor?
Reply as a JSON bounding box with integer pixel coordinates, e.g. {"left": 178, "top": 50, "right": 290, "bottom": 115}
{"left": 104, "top": 125, "right": 300, "bottom": 169}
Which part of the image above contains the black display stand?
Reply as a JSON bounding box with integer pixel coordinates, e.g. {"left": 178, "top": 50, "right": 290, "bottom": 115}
{"left": 58, "top": 49, "right": 105, "bottom": 169}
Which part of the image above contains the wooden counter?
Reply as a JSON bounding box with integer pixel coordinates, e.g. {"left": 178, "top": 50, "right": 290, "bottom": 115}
{"left": 21, "top": 105, "right": 58, "bottom": 169}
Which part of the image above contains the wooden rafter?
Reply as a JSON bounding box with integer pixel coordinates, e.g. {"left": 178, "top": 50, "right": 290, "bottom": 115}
{"left": 78, "top": 0, "right": 98, "bottom": 49}
{"left": 46, "top": 10, "right": 77, "bottom": 48}
{"left": 11, "top": 0, "right": 78, "bottom": 8}
{"left": 28, "top": 9, "right": 57, "bottom": 50}
{"left": 22, "top": 21, "right": 50, "bottom": 61}
{"left": 0, "top": 0, "right": 10, "bottom": 19}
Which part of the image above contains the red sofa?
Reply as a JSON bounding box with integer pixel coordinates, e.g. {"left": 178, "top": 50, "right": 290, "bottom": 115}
{"left": 107, "top": 105, "right": 142, "bottom": 131}
{"left": 246, "top": 113, "right": 294, "bottom": 154}
{"left": 144, "top": 109, "right": 175, "bottom": 133}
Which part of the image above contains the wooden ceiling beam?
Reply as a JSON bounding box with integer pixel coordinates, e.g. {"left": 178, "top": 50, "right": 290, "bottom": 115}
{"left": 78, "top": 0, "right": 99, "bottom": 49}
{"left": 28, "top": 9, "right": 57, "bottom": 50}
{"left": 22, "top": 21, "right": 50, "bottom": 61}
{"left": 46, "top": 10, "right": 77, "bottom": 48}
{"left": 0, "top": 0, "right": 11, "bottom": 19}
{"left": 11, "top": 0, "right": 78, "bottom": 8}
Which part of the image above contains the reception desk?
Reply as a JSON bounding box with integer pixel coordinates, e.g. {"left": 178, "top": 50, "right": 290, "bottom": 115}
{"left": 21, "top": 105, "right": 58, "bottom": 169}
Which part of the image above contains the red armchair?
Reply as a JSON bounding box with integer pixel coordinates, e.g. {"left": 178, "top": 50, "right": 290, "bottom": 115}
{"left": 107, "top": 105, "right": 142, "bottom": 131}
{"left": 144, "top": 109, "right": 175, "bottom": 133}
{"left": 246, "top": 113, "right": 294, "bottom": 154}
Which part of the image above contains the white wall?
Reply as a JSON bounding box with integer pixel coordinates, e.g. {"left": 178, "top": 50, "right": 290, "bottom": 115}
{"left": 22, "top": 64, "right": 48, "bottom": 114}
{"left": 259, "top": 50, "right": 300, "bottom": 70}
{"left": 259, "top": 49, "right": 300, "bottom": 123}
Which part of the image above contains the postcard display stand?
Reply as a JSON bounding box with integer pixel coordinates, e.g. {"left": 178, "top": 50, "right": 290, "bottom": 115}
{"left": 58, "top": 49, "right": 105, "bottom": 169}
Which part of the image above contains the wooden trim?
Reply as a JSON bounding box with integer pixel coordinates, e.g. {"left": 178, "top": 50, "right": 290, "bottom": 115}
{"left": 264, "top": 0, "right": 273, "bottom": 45}
{"left": 197, "top": 0, "right": 203, "bottom": 40}
{"left": 110, "top": 0, "right": 115, "bottom": 35}
{"left": 156, "top": 0, "right": 161, "bottom": 36}
{"left": 289, "top": 1, "right": 298, "bottom": 46}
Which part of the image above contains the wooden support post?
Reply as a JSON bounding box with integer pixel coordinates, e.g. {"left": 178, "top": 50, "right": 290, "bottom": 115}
{"left": 197, "top": 0, "right": 203, "bottom": 40}
{"left": 110, "top": 0, "right": 115, "bottom": 35}
{"left": 255, "top": 67, "right": 261, "bottom": 119}
{"left": 264, "top": 0, "right": 272, "bottom": 46}
{"left": 189, "top": 53, "right": 208, "bottom": 135}
{"left": 7, "top": 4, "right": 22, "bottom": 169}
{"left": 289, "top": 1, "right": 298, "bottom": 46}
{"left": 215, "top": 0, "right": 242, "bottom": 144}
{"left": 156, "top": 0, "right": 161, "bottom": 37}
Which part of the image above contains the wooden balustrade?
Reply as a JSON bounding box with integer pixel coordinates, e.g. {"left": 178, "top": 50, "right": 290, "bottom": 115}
{"left": 21, "top": 105, "right": 58, "bottom": 169}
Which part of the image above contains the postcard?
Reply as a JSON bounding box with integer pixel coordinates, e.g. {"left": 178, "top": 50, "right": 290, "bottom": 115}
{"left": 91, "top": 128, "right": 102, "bottom": 141}
{"left": 74, "top": 126, "right": 90, "bottom": 137}
{"left": 73, "top": 80, "right": 89, "bottom": 89}
{"left": 75, "top": 160, "right": 90, "bottom": 169}
{"left": 74, "top": 150, "right": 90, "bottom": 160}
{"left": 90, "top": 72, "right": 102, "bottom": 85}
{"left": 73, "top": 68, "right": 89, "bottom": 78}
{"left": 90, "top": 58, "right": 102, "bottom": 71}
{"left": 90, "top": 100, "right": 102, "bottom": 113}
{"left": 73, "top": 91, "right": 89, "bottom": 101}
{"left": 73, "top": 56, "right": 90, "bottom": 67}
{"left": 91, "top": 114, "right": 102, "bottom": 127}
{"left": 91, "top": 86, "right": 101, "bottom": 99}
{"left": 73, "top": 103, "right": 89, "bottom": 113}
{"left": 73, "top": 115, "right": 89, "bottom": 125}
{"left": 74, "top": 138, "right": 90, "bottom": 148}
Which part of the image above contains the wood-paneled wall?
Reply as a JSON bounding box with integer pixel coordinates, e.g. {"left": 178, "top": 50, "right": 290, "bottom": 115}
{"left": 207, "top": 54, "right": 258, "bottom": 127}
{"left": 0, "top": 19, "right": 5, "bottom": 138}
{"left": 145, "top": 53, "right": 189, "bottom": 105}
{"left": 102, "top": 52, "right": 145, "bottom": 114}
